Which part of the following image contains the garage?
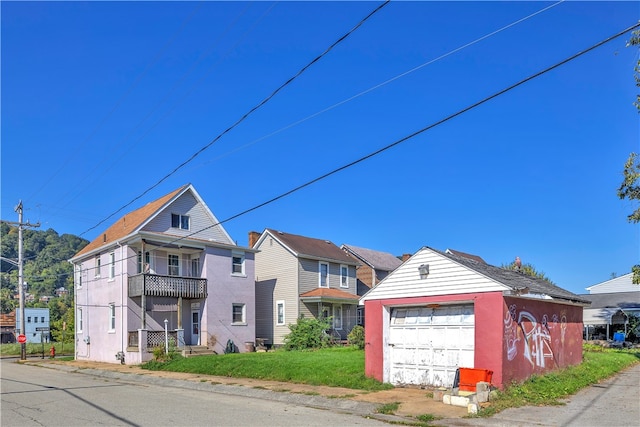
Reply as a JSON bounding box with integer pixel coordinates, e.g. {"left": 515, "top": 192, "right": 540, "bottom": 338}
{"left": 362, "top": 247, "right": 587, "bottom": 389}
{"left": 388, "top": 304, "right": 474, "bottom": 387}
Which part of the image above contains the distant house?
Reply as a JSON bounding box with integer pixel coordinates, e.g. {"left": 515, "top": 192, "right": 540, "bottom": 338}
{"left": 251, "top": 229, "right": 360, "bottom": 346}
{"left": 360, "top": 247, "right": 589, "bottom": 389}
{"left": 55, "top": 287, "right": 69, "bottom": 297}
{"left": 15, "top": 308, "right": 50, "bottom": 343}
{"left": 340, "top": 244, "right": 404, "bottom": 325}
{"left": 69, "top": 184, "right": 257, "bottom": 364}
{"left": 1, "top": 312, "right": 16, "bottom": 343}
{"left": 340, "top": 244, "right": 403, "bottom": 293}
{"left": 581, "top": 273, "right": 640, "bottom": 340}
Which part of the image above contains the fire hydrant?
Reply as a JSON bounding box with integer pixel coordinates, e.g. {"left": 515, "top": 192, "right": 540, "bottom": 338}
{"left": 49, "top": 345, "right": 56, "bottom": 359}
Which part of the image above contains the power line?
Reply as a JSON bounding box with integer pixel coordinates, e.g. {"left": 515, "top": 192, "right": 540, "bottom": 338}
{"left": 193, "top": 0, "right": 567, "bottom": 170}
{"left": 49, "top": 3, "right": 264, "bottom": 218}
{"left": 78, "top": 0, "right": 391, "bottom": 238}
{"left": 26, "top": 2, "right": 205, "bottom": 205}
{"left": 17, "top": 21, "right": 639, "bottom": 286}
{"left": 62, "top": 20, "right": 640, "bottom": 287}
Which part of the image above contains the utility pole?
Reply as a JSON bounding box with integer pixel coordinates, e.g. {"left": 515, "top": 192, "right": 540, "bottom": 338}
{"left": 6, "top": 201, "right": 40, "bottom": 360}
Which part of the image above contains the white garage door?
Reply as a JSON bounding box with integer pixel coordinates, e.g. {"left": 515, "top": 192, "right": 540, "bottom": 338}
{"left": 388, "top": 304, "right": 474, "bottom": 387}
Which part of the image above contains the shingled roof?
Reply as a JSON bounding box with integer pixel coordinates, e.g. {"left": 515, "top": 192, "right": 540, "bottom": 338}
{"left": 263, "top": 229, "right": 356, "bottom": 265}
{"left": 72, "top": 184, "right": 189, "bottom": 259}
{"left": 341, "top": 244, "right": 402, "bottom": 272}
{"left": 437, "top": 248, "right": 590, "bottom": 304}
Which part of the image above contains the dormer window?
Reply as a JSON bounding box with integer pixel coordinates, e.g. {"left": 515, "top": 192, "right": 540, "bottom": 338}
{"left": 171, "top": 213, "right": 190, "bottom": 230}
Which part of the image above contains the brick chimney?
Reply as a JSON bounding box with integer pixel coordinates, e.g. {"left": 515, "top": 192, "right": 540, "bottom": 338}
{"left": 401, "top": 253, "right": 412, "bottom": 262}
{"left": 248, "top": 231, "right": 262, "bottom": 248}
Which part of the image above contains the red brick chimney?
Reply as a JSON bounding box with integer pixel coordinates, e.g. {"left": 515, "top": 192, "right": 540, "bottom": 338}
{"left": 401, "top": 253, "right": 412, "bottom": 262}
{"left": 248, "top": 231, "right": 262, "bottom": 248}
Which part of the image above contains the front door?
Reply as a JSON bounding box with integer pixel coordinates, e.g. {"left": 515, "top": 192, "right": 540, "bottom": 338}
{"left": 191, "top": 309, "right": 200, "bottom": 345}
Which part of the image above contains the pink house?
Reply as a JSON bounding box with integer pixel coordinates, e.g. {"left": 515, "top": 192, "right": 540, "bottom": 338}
{"left": 70, "top": 184, "right": 257, "bottom": 364}
{"left": 360, "top": 247, "right": 589, "bottom": 389}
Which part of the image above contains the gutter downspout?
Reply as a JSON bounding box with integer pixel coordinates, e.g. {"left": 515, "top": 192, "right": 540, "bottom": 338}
{"left": 118, "top": 241, "right": 125, "bottom": 356}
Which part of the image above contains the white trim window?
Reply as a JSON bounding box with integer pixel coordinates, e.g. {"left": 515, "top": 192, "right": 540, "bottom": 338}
{"left": 108, "top": 303, "right": 116, "bottom": 332}
{"left": 168, "top": 254, "right": 180, "bottom": 276}
{"left": 319, "top": 262, "right": 329, "bottom": 288}
{"left": 77, "top": 308, "right": 83, "bottom": 333}
{"left": 340, "top": 265, "right": 349, "bottom": 288}
{"left": 191, "top": 257, "right": 200, "bottom": 277}
{"left": 109, "top": 252, "right": 116, "bottom": 279}
{"left": 76, "top": 266, "right": 83, "bottom": 288}
{"left": 231, "top": 251, "right": 245, "bottom": 276}
{"left": 333, "top": 305, "right": 343, "bottom": 330}
{"left": 232, "top": 303, "right": 246, "bottom": 325}
{"left": 276, "top": 301, "right": 285, "bottom": 325}
{"left": 171, "top": 213, "right": 190, "bottom": 230}
{"left": 95, "top": 255, "right": 101, "bottom": 278}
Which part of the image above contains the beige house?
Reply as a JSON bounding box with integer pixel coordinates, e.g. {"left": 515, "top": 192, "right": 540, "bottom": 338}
{"left": 251, "top": 229, "right": 360, "bottom": 347}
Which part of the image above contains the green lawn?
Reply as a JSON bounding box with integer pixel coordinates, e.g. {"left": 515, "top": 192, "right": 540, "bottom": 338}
{"left": 142, "top": 346, "right": 393, "bottom": 391}
{"left": 479, "top": 346, "right": 640, "bottom": 416}
{"left": 140, "top": 344, "right": 640, "bottom": 408}
{"left": 0, "top": 341, "right": 73, "bottom": 357}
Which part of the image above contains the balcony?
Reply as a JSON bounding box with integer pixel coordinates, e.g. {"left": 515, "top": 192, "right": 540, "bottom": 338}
{"left": 128, "top": 273, "right": 207, "bottom": 298}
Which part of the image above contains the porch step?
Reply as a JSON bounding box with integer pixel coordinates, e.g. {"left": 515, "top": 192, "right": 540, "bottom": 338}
{"left": 182, "top": 346, "right": 216, "bottom": 357}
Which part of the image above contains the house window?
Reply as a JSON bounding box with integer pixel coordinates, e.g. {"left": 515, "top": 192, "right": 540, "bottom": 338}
{"left": 232, "top": 251, "right": 245, "bottom": 275}
{"left": 109, "top": 252, "right": 115, "bottom": 279}
{"left": 232, "top": 303, "right": 246, "bottom": 324}
{"left": 191, "top": 258, "right": 200, "bottom": 277}
{"left": 27, "top": 317, "right": 31, "bottom": 323}
{"left": 41, "top": 317, "right": 45, "bottom": 323}
{"left": 34, "top": 317, "right": 38, "bottom": 323}
{"left": 109, "top": 303, "right": 116, "bottom": 331}
{"left": 357, "top": 307, "right": 364, "bottom": 326}
{"left": 168, "top": 254, "right": 180, "bottom": 276}
{"left": 77, "top": 266, "right": 82, "bottom": 288}
{"left": 319, "top": 262, "right": 329, "bottom": 288}
{"left": 340, "top": 265, "right": 348, "bottom": 288}
{"left": 333, "top": 305, "right": 343, "bottom": 330}
{"left": 276, "top": 301, "right": 285, "bottom": 325}
{"left": 95, "top": 255, "right": 101, "bottom": 278}
{"left": 171, "top": 213, "right": 190, "bottom": 230}
{"left": 77, "top": 308, "right": 83, "bottom": 333}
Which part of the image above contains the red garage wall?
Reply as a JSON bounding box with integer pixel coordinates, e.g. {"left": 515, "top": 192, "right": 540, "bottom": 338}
{"left": 364, "top": 293, "right": 583, "bottom": 389}
{"left": 363, "top": 292, "right": 506, "bottom": 385}
{"left": 502, "top": 297, "right": 583, "bottom": 386}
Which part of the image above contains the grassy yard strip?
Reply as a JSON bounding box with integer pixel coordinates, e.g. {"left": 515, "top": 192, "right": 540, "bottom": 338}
{"left": 142, "top": 346, "right": 392, "bottom": 391}
{"left": 481, "top": 348, "right": 640, "bottom": 416}
{"left": 1, "top": 342, "right": 73, "bottom": 356}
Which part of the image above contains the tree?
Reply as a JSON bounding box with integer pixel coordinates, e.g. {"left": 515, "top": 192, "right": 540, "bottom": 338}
{"left": 618, "top": 29, "right": 640, "bottom": 284}
{"left": 502, "top": 259, "right": 554, "bottom": 284}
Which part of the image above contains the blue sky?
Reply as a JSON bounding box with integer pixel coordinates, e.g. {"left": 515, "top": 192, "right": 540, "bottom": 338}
{"left": 2, "top": 1, "right": 638, "bottom": 295}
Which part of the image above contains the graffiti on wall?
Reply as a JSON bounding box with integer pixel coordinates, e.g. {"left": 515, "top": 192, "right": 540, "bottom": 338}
{"left": 504, "top": 304, "right": 567, "bottom": 368}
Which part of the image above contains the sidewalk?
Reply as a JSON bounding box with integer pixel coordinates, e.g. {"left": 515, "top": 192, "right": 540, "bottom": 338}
{"left": 27, "top": 359, "right": 640, "bottom": 426}
{"left": 437, "top": 363, "right": 640, "bottom": 427}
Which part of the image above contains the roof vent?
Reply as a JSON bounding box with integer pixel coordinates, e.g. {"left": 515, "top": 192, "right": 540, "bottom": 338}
{"left": 103, "top": 234, "right": 107, "bottom": 243}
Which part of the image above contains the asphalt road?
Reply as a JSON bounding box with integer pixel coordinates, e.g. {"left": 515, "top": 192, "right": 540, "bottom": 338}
{"left": 0, "top": 359, "right": 387, "bottom": 426}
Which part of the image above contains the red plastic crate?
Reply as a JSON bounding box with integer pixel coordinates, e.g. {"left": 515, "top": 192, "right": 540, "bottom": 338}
{"left": 458, "top": 368, "right": 493, "bottom": 392}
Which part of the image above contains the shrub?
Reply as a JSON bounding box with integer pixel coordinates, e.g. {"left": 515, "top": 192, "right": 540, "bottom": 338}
{"left": 347, "top": 325, "right": 365, "bottom": 349}
{"left": 152, "top": 345, "right": 181, "bottom": 362}
{"left": 283, "top": 316, "right": 332, "bottom": 350}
